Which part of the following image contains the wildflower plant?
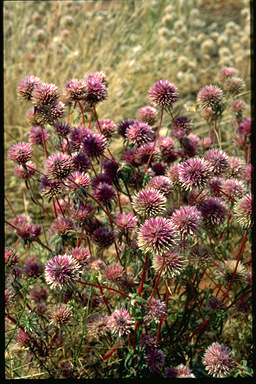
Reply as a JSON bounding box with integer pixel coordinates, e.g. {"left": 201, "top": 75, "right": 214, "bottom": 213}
{"left": 5, "top": 67, "right": 252, "bottom": 379}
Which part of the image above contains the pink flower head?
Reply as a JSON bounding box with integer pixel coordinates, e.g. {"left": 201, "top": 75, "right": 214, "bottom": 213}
{"left": 148, "top": 176, "right": 173, "bottom": 196}
{"left": 197, "top": 85, "right": 223, "bottom": 108}
{"left": 29, "top": 125, "right": 49, "bottom": 145}
{"left": 171, "top": 116, "right": 191, "bottom": 139}
{"left": 71, "top": 247, "right": 91, "bottom": 265}
{"left": 32, "top": 82, "right": 59, "bottom": 107}
{"left": 63, "top": 79, "right": 87, "bottom": 102}
{"left": 234, "top": 193, "right": 252, "bottom": 229}
{"left": 67, "top": 171, "right": 91, "bottom": 190}
{"left": 138, "top": 217, "right": 179, "bottom": 254}
{"left": 45, "top": 254, "right": 81, "bottom": 289}
{"left": 203, "top": 342, "right": 235, "bottom": 377}
{"left": 204, "top": 149, "right": 229, "bottom": 176}
{"left": 104, "top": 263, "right": 124, "bottom": 281}
{"left": 221, "top": 178, "right": 245, "bottom": 202}
{"left": 46, "top": 153, "right": 73, "bottom": 180}
{"left": 84, "top": 72, "right": 108, "bottom": 106}
{"left": 159, "top": 137, "right": 178, "bottom": 163}
{"left": 238, "top": 117, "right": 251, "bottom": 136}
{"left": 71, "top": 151, "right": 91, "bottom": 172}
{"left": 51, "top": 216, "right": 73, "bottom": 236}
{"left": 223, "top": 77, "right": 245, "bottom": 94}
{"left": 198, "top": 197, "right": 227, "bottom": 226}
{"left": 98, "top": 119, "right": 117, "bottom": 138}
{"left": 231, "top": 99, "right": 246, "bottom": 113}
{"left": 152, "top": 251, "right": 186, "bottom": 277}
{"left": 219, "top": 67, "right": 238, "bottom": 82}
{"left": 8, "top": 142, "right": 32, "bottom": 164}
{"left": 133, "top": 188, "right": 166, "bottom": 218}
{"left": 17, "top": 75, "right": 41, "bottom": 101}
{"left": 108, "top": 309, "right": 134, "bottom": 337}
{"left": 126, "top": 121, "right": 154, "bottom": 146}
{"left": 171, "top": 205, "right": 202, "bottom": 238}
{"left": 135, "top": 142, "right": 157, "bottom": 165}
{"left": 83, "top": 131, "right": 107, "bottom": 159}
{"left": 145, "top": 298, "right": 167, "bottom": 323}
{"left": 179, "top": 157, "right": 212, "bottom": 190}
{"left": 15, "top": 161, "right": 36, "bottom": 180}
{"left": 149, "top": 80, "right": 179, "bottom": 109}
{"left": 50, "top": 304, "right": 72, "bottom": 326}
{"left": 227, "top": 156, "right": 245, "bottom": 178}
{"left": 137, "top": 105, "right": 158, "bottom": 125}
{"left": 115, "top": 212, "right": 138, "bottom": 230}
{"left": 208, "top": 177, "right": 225, "bottom": 197}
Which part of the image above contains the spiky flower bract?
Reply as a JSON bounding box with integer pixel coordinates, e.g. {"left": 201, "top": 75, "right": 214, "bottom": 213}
{"left": 98, "top": 119, "right": 117, "bottom": 138}
{"left": 46, "top": 153, "right": 73, "bottom": 180}
{"left": 145, "top": 298, "right": 167, "bottom": 323}
{"left": 84, "top": 72, "right": 108, "bottom": 106}
{"left": 203, "top": 342, "right": 235, "bottom": 377}
{"left": 50, "top": 304, "right": 72, "bottom": 326}
{"left": 8, "top": 142, "right": 32, "bottom": 164}
{"left": 171, "top": 205, "right": 202, "bottom": 238}
{"left": 138, "top": 217, "right": 179, "bottom": 254}
{"left": 104, "top": 263, "right": 124, "bottom": 282}
{"left": 32, "top": 82, "right": 59, "bottom": 107}
{"left": 198, "top": 197, "right": 227, "bottom": 226}
{"left": 115, "top": 212, "right": 138, "bottom": 231}
{"left": 29, "top": 125, "right": 49, "bottom": 145}
{"left": 179, "top": 157, "right": 212, "bottom": 190}
{"left": 204, "top": 149, "right": 229, "bottom": 176}
{"left": 71, "top": 247, "right": 91, "bottom": 265}
{"left": 83, "top": 131, "right": 107, "bottom": 159}
{"left": 67, "top": 171, "right": 91, "bottom": 190}
{"left": 149, "top": 80, "right": 179, "bottom": 109}
{"left": 133, "top": 188, "right": 166, "bottom": 218}
{"left": 63, "top": 79, "right": 87, "bottom": 102}
{"left": 45, "top": 254, "right": 81, "bottom": 290}
{"left": 137, "top": 105, "right": 158, "bottom": 125}
{"left": 152, "top": 251, "right": 186, "bottom": 277}
{"left": 108, "top": 309, "right": 134, "bottom": 337}
{"left": 234, "top": 193, "right": 252, "bottom": 228}
{"left": 17, "top": 75, "right": 41, "bottom": 101}
{"left": 148, "top": 176, "right": 173, "bottom": 196}
{"left": 221, "top": 178, "right": 245, "bottom": 202}
{"left": 197, "top": 85, "right": 223, "bottom": 109}
{"left": 126, "top": 120, "right": 154, "bottom": 146}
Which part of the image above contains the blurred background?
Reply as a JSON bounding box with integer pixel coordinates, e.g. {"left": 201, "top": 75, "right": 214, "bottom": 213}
{"left": 4, "top": 0, "right": 251, "bottom": 218}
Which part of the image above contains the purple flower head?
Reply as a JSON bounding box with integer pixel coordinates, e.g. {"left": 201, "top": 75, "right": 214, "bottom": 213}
{"left": 227, "top": 156, "right": 245, "bottom": 178}
{"left": 145, "top": 298, "right": 167, "bottom": 323}
{"left": 180, "top": 136, "right": 198, "bottom": 157}
{"left": 224, "top": 76, "right": 245, "bottom": 94}
{"left": 219, "top": 67, "right": 238, "bottom": 82}
{"left": 84, "top": 72, "right": 108, "bottom": 106}
{"left": 208, "top": 177, "right": 225, "bottom": 197}
{"left": 69, "top": 127, "right": 88, "bottom": 151}
{"left": 117, "top": 119, "right": 135, "bottom": 138}
{"left": 104, "top": 263, "right": 124, "bottom": 281}
{"left": 122, "top": 148, "right": 138, "bottom": 166}
{"left": 63, "top": 79, "right": 87, "bottom": 102}
{"left": 108, "top": 309, "right": 134, "bottom": 337}
{"left": 232, "top": 99, "right": 246, "bottom": 114}
{"left": 133, "top": 188, "right": 166, "bottom": 218}
{"left": 8, "top": 142, "right": 32, "bottom": 164}
{"left": 134, "top": 142, "right": 158, "bottom": 165}
{"left": 102, "top": 159, "right": 119, "bottom": 180}
{"left": 138, "top": 217, "right": 179, "bottom": 254}
{"left": 83, "top": 131, "right": 107, "bottom": 159}
{"left": 234, "top": 193, "right": 252, "bottom": 229}
{"left": 92, "top": 173, "right": 112, "bottom": 189}
{"left": 17, "top": 75, "right": 41, "bottom": 101}
{"left": 149, "top": 80, "right": 179, "bottom": 109}
{"left": 54, "top": 121, "right": 71, "bottom": 137}
{"left": 179, "top": 157, "right": 212, "bottom": 190}
{"left": 67, "top": 171, "right": 90, "bottom": 190}
{"left": 146, "top": 348, "right": 165, "bottom": 374}
{"left": 37, "top": 101, "right": 65, "bottom": 124}
{"left": 51, "top": 216, "right": 73, "bottom": 236}
{"left": 24, "top": 257, "right": 43, "bottom": 278}
{"left": 221, "top": 178, "right": 244, "bottom": 202}
{"left": 238, "top": 117, "right": 251, "bottom": 136}
{"left": 137, "top": 105, "right": 158, "bottom": 125}
{"left": 171, "top": 205, "right": 202, "bottom": 238}
{"left": 94, "top": 182, "right": 116, "bottom": 204}
{"left": 40, "top": 175, "right": 62, "bottom": 197}
{"left": 159, "top": 137, "right": 178, "bottom": 163}
{"left": 115, "top": 212, "right": 138, "bottom": 231}
{"left": 71, "top": 151, "right": 91, "bottom": 172}
{"left": 13, "top": 217, "right": 41, "bottom": 243}
{"left": 197, "top": 85, "right": 223, "bottom": 109}
{"left": 172, "top": 116, "right": 191, "bottom": 139}
{"left": 71, "top": 203, "right": 95, "bottom": 223}
{"left": 98, "top": 119, "right": 117, "bottom": 138}
{"left": 198, "top": 197, "right": 227, "bottom": 226}
{"left": 204, "top": 149, "right": 229, "bottom": 176}
{"left": 153, "top": 251, "right": 186, "bottom": 277}
{"left": 126, "top": 121, "right": 154, "bottom": 146}
{"left": 50, "top": 304, "right": 72, "bottom": 326}
{"left": 151, "top": 162, "right": 166, "bottom": 175}
{"left": 45, "top": 254, "right": 81, "bottom": 289}
{"left": 15, "top": 161, "right": 36, "bottom": 180}
{"left": 45, "top": 153, "right": 73, "bottom": 180}
{"left": 5, "top": 249, "right": 18, "bottom": 266}
{"left": 29, "top": 126, "right": 49, "bottom": 145}
{"left": 32, "top": 82, "right": 59, "bottom": 107}
{"left": 92, "top": 226, "right": 115, "bottom": 248}
{"left": 148, "top": 176, "right": 173, "bottom": 196}
{"left": 203, "top": 342, "right": 235, "bottom": 377}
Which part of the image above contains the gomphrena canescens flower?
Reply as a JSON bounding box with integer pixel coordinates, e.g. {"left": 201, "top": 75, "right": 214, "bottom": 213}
{"left": 238, "top": 117, "right": 251, "bottom": 136}
{"left": 46, "top": 153, "right": 73, "bottom": 180}
{"left": 223, "top": 77, "right": 245, "bottom": 95}
{"left": 29, "top": 125, "right": 49, "bottom": 145}
{"left": 104, "top": 263, "right": 124, "bottom": 282}
{"left": 50, "top": 304, "right": 72, "bottom": 326}
{"left": 133, "top": 188, "right": 166, "bottom": 218}
{"left": 14, "top": 219, "right": 41, "bottom": 243}
{"left": 98, "top": 119, "right": 117, "bottom": 138}
{"left": 16, "top": 329, "right": 32, "bottom": 347}
{"left": 108, "top": 309, "right": 134, "bottom": 337}
{"left": 30, "top": 285, "right": 48, "bottom": 303}
{"left": 137, "top": 105, "right": 158, "bottom": 125}
{"left": 145, "top": 298, "right": 167, "bottom": 323}
{"left": 115, "top": 212, "right": 138, "bottom": 231}
{"left": 93, "top": 182, "right": 116, "bottom": 204}
{"left": 149, "top": 80, "right": 179, "bottom": 109}
{"left": 117, "top": 119, "right": 136, "bottom": 138}
{"left": 31, "top": 82, "right": 59, "bottom": 107}
{"left": 232, "top": 99, "right": 246, "bottom": 114}
{"left": 71, "top": 247, "right": 91, "bottom": 265}
{"left": 54, "top": 121, "right": 71, "bottom": 137}
{"left": 197, "top": 85, "right": 223, "bottom": 109}
{"left": 217, "top": 259, "right": 247, "bottom": 284}
{"left": 234, "top": 193, "right": 252, "bottom": 229}
{"left": 71, "top": 203, "right": 94, "bottom": 223}
{"left": 17, "top": 75, "right": 41, "bottom": 101}
{"left": 178, "top": 157, "right": 212, "bottom": 190}
{"left": 208, "top": 177, "right": 225, "bottom": 197}
{"left": 165, "top": 365, "right": 195, "bottom": 378}
{"left": 24, "top": 257, "right": 43, "bottom": 278}
{"left": 171, "top": 116, "right": 191, "bottom": 139}
{"left": 171, "top": 205, "right": 202, "bottom": 238}
{"left": 146, "top": 348, "right": 165, "bottom": 374}
{"left": 227, "top": 156, "right": 245, "bottom": 178}
{"left": 148, "top": 176, "right": 173, "bottom": 196}
{"left": 84, "top": 72, "right": 108, "bottom": 106}
{"left": 180, "top": 136, "right": 198, "bottom": 157}
{"left": 151, "top": 162, "right": 166, "bottom": 175}
{"left": 102, "top": 159, "right": 119, "bottom": 181}
{"left": 198, "top": 197, "right": 227, "bottom": 226}
{"left": 45, "top": 254, "right": 81, "bottom": 290}
{"left": 221, "top": 178, "right": 245, "bottom": 202}
{"left": 219, "top": 67, "right": 238, "bottom": 82}
{"left": 83, "top": 131, "right": 107, "bottom": 159}
{"left": 69, "top": 127, "right": 88, "bottom": 151}
{"left": 159, "top": 137, "right": 178, "bottom": 163}
{"left": 126, "top": 120, "right": 154, "bottom": 146}
{"left": 67, "top": 171, "right": 91, "bottom": 190}
{"left": 138, "top": 217, "right": 179, "bottom": 254}
{"left": 8, "top": 142, "right": 32, "bottom": 164}
{"left": 50, "top": 216, "right": 73, "bottom": 236}
{"left": 5, "top": 249, "right": 18, "bottom": 266}
{"left": 135, "top": 142, "right": 157, "bottom": 165}
{"left": 152, "top": 251, "right": 186, "bottom": 277}
{"left": 71, "top": 151, "right": 91, "bottom": 173}
{"left": 203, "top": 342, "right": 235, "bottom": 377}
{"left": 63, "top": 79, "right": 87, "bottom": 102}
{"left": 40, "top": 175, "right": 62, "bottom": 197}
{"left": 204, "top": 149, "right": 229, "bottom": 176}
{"left": 36, "top": 101, "right": 65, "bottom": 124}
{"left": 92, "top": 226, "right": 115, "bottom": 248}
{"left": 15, "top": 161, "right": 36, "bottom": 180}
